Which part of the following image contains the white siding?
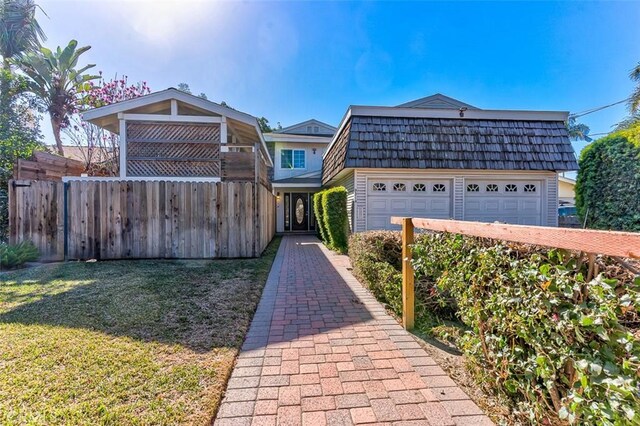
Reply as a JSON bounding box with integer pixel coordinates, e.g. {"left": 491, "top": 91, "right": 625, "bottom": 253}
{"left": 273, "top": 142, "right": 326, "bottom": 180}
{"left": 332, "top": 171, "right": 355, "bottom": 232}
{"left": 546, "top": 175, "right": 559, "bottom": 226}
{"left": 453, "top": 176, "right": 464, "bottom": 220}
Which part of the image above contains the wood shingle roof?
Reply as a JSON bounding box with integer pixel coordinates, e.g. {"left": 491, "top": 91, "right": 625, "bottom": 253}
{"left": 322, "top": 115, "right": 577, "bottom": 184}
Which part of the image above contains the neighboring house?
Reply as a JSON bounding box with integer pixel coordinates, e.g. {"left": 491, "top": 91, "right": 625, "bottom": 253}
{"left": 322, "top": 94, "right": 578, "bottom": 231}
{"left": 558, "top": 175, "right": 576, "bottom": 206}
{"left": 264, "top": 119, "right": 336, "bottom": 233}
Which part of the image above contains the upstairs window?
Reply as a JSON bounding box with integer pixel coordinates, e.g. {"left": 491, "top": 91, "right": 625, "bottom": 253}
{"left": 281, "top": 149, "right": 305, "bottom": 169}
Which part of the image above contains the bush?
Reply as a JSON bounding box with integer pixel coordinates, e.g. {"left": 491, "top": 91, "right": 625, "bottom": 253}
{"left": 412, "top": 233, "right": 640, "bottom": 424}
{"left": 0, "top": 241, "right": 39, "bottom": 269}
{"left": 349, "top": 230, "right": 640, "bottom": 424}
{"left": 576, "top": 124, "right": 640, "bottom": 231}
{"left": 321, "top": 187, "right": 348, "bottom": 253}
{"left": 313, "top": 191, "right": 327, "bottom": 242}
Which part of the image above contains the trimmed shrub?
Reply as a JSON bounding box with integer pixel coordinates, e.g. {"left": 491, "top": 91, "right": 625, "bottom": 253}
{"left": 412, "top": 233, "right": 640, "bottom": 424}
{"left": 349, "top": 230, "right": 640, "bottom": 424}
{"left": 321, "top": 187, "right": 348, "bottom": 253}
{"left": 0, "top": 241, "right": 39, "bottom": 269}
{"left": 313, "top": 191, "right": 327, "bottom": 242}
{"left": 576, "top": 124, "right": 640, "bottom": 231}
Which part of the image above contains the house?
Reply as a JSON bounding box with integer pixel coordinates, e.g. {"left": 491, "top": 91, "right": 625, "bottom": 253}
{"left": 264, "top": 119, "right": 336, "bottom": 233}
{"left": 321, "top": 94, "right": 578, "bottom": 231}
{"left": 558, "top": 175, "right": 576, "bottom": 206}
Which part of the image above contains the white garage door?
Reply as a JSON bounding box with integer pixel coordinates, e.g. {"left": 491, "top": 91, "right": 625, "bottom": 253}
{"left": 367, "top": 179, "right": 452, "bottom": 230}
{"left": 464, "top": 180, "right": 543, "bottom": 225}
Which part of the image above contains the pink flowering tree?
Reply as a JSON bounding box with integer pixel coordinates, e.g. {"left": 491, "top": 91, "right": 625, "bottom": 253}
{"left": 64, "top": 74, "right": 150, "bottom": 175}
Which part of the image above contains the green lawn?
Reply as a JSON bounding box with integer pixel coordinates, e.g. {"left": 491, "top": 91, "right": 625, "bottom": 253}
{"left": 0, "top": 238, "right": 280, "bottom": 425}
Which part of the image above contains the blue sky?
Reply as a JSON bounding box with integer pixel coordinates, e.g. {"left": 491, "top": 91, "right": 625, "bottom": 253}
{"left": 38, "top": 0, "right": 640, "bottom": 158}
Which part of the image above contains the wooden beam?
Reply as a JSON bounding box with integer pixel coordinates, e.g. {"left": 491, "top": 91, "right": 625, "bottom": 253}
{"left": 220, "top": 116, "right": 227, "bottom": 144}
{"left": 402, "top": 217, "right": 415, "bottom": 330}
{"left": 390, "top": 217, "right": 640, "bottom": 259}
{"left": 119, "top": 119, "right": 127, "bottom": 177}
{"left": 170, "top": 99, "right": 178, "bottom": 116}
{"left": 120, "top": 113, "right": 222, "bottom": 123}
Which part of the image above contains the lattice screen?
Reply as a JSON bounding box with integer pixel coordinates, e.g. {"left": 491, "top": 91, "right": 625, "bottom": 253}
{"left": 126, "top": 121, "right": 221, "bottom": 177}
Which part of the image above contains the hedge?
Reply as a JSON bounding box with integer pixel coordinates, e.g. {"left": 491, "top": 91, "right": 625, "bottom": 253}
{"left": 576, "top": 124, "right": 640, "bottom": 231}
{"left": 0, "top": 241, "right": 39, "bottom": 269}
{"left": 348, "top": 231, "right": 640, "bottom": 424}
{"left": 313, "top": 191, "right": 328, "bottom": 242}
{"left": 318, "top": 187, "right": 348, "bottom": 253}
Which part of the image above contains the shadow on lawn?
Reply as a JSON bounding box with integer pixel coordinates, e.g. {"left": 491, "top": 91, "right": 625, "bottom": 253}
{"left": 0, "top": 246, "right": 279, "bottom": 353}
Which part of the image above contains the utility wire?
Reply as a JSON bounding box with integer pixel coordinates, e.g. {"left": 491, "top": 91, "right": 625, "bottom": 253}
{"left": 569, "top": 98, "right": 629, "bottom": 118}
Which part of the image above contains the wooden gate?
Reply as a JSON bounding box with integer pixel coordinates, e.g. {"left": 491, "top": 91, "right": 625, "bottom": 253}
{"left": 8, "top": 180, "right": 65, "bottom": 261}
{"left": 8, "top": 180, "right": 275, "bottom": 261}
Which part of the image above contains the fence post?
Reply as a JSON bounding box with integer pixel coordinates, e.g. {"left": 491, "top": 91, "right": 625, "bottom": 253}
{"left": 402, "top": 217, "right": 415, "bottom": 330}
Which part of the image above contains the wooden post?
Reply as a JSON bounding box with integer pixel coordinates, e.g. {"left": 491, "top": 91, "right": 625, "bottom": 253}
{"left": 402, "top": 217, "right": 415, "bottom": 330}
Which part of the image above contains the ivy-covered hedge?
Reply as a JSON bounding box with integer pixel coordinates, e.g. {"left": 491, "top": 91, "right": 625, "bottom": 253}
{"left": 576, "top": 124, "right": 640, "bottom": 231}
{"left": 316, "top": 187, "right": 348, "bottom": 253}
{"left": 0, "top": 241, "right": 39, "bottom": 269}
{"left": 313, "top": 191, "right": 328, "bottom": 242}
{"left": 348, "top": 231, "right": 640, "bottom": 424}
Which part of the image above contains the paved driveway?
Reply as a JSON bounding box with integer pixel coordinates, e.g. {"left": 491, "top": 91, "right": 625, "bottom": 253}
{"left": 215, "top": 236, "right": 492, "bottom": 426}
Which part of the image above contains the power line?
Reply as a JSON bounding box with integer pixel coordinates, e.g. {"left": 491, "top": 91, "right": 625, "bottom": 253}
{"left": 569, "top": 98, "right": 629, "bottom": 118}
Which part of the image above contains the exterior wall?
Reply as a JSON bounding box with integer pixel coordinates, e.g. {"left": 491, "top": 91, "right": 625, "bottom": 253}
{"left": 274, "top": 142, "right": 327, "bottom": 180}
{"left": 332, "top": 171, "right": 355, "bottom": 232}
{"left": 350, "top": 169, "right": 559, "bottom": 232}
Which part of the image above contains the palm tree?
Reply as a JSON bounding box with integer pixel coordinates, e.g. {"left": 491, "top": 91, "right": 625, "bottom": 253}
{"left": 15, "top": 40, "right": 98, "bottom": 155}
{"left": 566, "top": 116, "right": 592, "bottom": 142}
{"left": 0, "top": 0, "right": 46, "bottom": 113}
{"left": 629, "top": 62, "right": 640, "bottom": 114}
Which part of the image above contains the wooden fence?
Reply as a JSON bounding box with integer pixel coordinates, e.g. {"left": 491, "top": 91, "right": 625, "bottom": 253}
{"left": 9, "top": 180, "right": 276, "bottom": 261}
{"left": 14, "top": 151, "right": 85, "bottom": 181}
{"left": 391, "top": 216, "right": 640, "bottom": 330}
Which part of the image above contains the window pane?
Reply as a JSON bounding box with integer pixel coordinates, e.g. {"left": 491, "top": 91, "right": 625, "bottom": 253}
{"left": 281, "top": 150, "right": 293, "bottom": 168}
{"left": 294, "top": 150, "right": 305, "bottom": 168}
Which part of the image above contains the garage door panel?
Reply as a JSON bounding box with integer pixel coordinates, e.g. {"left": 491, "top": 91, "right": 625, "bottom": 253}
{"left": 368, "top": 199, "right": 388, "bottom": 213}
{"left": 366, "top": 178, "right": 452, "bottom": 230}
{"left": 464, "top": 180, "right": 543, "bottom": 226}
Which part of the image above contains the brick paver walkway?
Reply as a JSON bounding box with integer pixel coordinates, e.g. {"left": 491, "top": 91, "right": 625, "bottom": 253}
{"left": 215, "top": 236, "right": 493, "bottom": 426}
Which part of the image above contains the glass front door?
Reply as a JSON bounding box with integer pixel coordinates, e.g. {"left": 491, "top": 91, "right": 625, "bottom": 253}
{"left": 291, "top": 193, "right": 309, "bottom": 231}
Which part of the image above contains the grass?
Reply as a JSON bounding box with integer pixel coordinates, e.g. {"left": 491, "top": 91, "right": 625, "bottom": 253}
{"left": 0, "top": 237, "right": 281, "bottom": 425}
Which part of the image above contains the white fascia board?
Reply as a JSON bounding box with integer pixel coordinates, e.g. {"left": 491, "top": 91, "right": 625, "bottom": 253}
{"left": 349, "top": 105, "right": 569, "bottom": 121}
{"left": 263, "top": 133, "right": 332, "bottom": 143}
{"left": 83, "top": 88, "right": 259, "bottom": 126}
{"left": 272, "top": 182, "right": 322, "bottom": 188}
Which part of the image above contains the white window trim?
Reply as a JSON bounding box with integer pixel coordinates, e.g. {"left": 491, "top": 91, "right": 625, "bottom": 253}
{"left": 280, "top": 149, "right": 306, "bottom": 170}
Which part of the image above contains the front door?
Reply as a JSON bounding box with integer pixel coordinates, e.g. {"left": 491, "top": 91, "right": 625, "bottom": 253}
{"left": 291, "top": 193, "right": 308, "bottom": 231}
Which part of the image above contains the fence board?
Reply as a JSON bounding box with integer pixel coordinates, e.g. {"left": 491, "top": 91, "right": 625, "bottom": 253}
{"left": 390, "top": 217, "right": 640, "bottom": 259}
{"left": 9, "top": 180, "right": 274, "bottom": 261}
